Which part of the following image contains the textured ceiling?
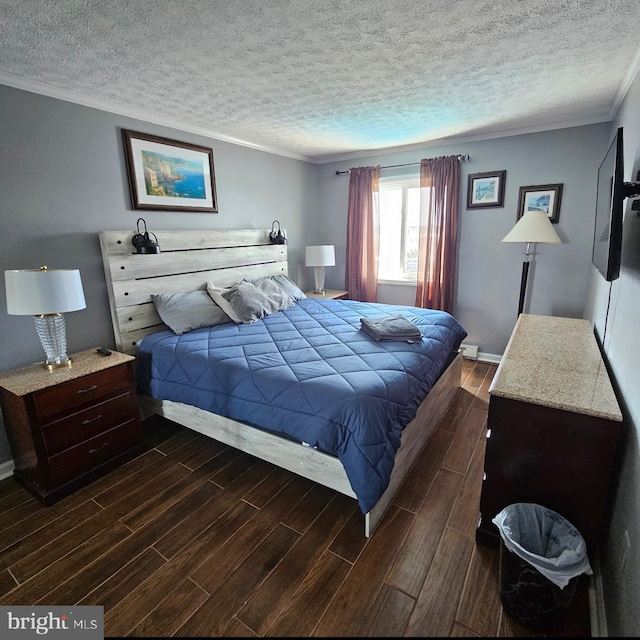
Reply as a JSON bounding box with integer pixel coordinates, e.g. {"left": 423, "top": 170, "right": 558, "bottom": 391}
{"left": 1, "top": 0, "right": 640, "bottom": 162}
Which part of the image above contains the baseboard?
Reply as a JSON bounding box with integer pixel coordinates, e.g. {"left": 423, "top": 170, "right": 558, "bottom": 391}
{"left": 0, "top": 459, "right": 15, "bottom": 482}
{"left": 461, "top": 345, "right": 502, "bottom": 364}
{"left": 478, "top": 351, "right": 502, "bottom": 364}
{"left": 462, "top": 351, "right": 502, "bottom": 364}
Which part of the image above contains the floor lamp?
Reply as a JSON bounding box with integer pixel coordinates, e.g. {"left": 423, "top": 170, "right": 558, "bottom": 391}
{"left": 502, "top": 210, "right": 562, "bottom": 316}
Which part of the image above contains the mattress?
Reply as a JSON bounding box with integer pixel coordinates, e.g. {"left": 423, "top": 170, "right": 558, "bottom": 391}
{"left": 136, "top": 298, "right": 467, "bottom": 513}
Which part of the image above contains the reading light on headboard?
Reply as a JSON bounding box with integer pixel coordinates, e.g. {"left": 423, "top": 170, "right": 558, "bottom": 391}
{"left": 131, "top": 218, "right": 161, "bottom": 254}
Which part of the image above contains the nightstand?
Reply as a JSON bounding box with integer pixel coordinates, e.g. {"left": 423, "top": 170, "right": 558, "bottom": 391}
{"left": 0, "top": 348, "right": 143, "bottom": 505}
{"left": 305, "top": 289, "right": 348, "bottom": 300}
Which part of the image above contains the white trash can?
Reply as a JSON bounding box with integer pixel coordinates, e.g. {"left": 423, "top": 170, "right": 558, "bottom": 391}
{"left": 492, "top": 503, "right": 593, "bottom": 625}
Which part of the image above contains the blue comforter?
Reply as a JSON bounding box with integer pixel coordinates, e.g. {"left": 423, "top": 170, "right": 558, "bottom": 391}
{"left": 136, "top": 298, "right": 466, "bottom": 513}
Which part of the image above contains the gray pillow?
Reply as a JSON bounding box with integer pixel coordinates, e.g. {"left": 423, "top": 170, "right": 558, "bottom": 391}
{"left": 207, "top": 282, "right": 243, "bottom": 323}
{"left": 250, "top": 274, "right": 306, "bottom": 301}
{"left": 152, "top": 290, "right": 231, "bottom": 335}
{"left": 221, "top": 281, "right": 271, "bottom": 324}
{"left": 255, "top": 277, "right": 296, "bottom": 311}
{"left": 218, "top": 279, "right": 294, "bottom": 324}
{"left": 271, "top": 274, "right": 307, "bottom": 300}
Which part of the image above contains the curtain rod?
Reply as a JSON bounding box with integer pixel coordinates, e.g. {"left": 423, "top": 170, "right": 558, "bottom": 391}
{"left": 334, "top": 154, "right": 470, "bottom": 176}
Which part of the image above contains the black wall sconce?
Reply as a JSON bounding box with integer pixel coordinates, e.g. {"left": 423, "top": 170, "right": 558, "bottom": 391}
{"left": 269, "top": 220, "right": 287, "bottom": 244}
{"left": 132, "top": 218, "right": 161, "bottom": 254}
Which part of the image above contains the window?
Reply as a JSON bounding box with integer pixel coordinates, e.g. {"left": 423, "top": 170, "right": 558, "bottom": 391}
{"left": 378, "top": 177, "right": 426, "bottom": 283}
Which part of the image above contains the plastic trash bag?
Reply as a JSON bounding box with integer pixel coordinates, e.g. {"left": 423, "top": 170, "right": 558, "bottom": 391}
{"left": 492, "top": 503, "right": 593, "bottom": 589}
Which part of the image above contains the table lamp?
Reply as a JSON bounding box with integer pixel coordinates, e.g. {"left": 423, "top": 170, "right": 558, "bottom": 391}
{"left": 305, "top": 245, "right": 335, "bottom": 294}
{"left": 5, "top": 266, "right": 86, "bottom": 370}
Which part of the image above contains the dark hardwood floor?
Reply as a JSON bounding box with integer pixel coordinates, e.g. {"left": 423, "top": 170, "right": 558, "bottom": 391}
{"left": 0, "top": 359, "right": 591, "bottom": 637}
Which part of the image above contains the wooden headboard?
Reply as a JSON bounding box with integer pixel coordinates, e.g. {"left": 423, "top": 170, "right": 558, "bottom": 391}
{"left": 99, "top": 229, "right": 288, "bottom": 354}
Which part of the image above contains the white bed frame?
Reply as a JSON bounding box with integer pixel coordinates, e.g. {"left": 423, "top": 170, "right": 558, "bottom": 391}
{"left": 100, "top": 228, "right": 462, "bottom": 536}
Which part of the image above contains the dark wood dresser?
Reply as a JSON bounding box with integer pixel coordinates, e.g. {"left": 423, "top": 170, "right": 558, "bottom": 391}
{"left": 0, "top": 348, "right": 143, "bottom": 504}
{"left": 476, "top": 314, "right": 623, "bottom": 552}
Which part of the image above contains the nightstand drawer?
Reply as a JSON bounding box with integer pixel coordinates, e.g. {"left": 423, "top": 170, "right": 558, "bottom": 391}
{"left": 32, "top": 365, "right": 131, "bottom": 421}
{"left": 47, "top": 419, "right": 140, "bottom": 486}
{"left": 40, "top": 391, "right": 138, "bottom": 454}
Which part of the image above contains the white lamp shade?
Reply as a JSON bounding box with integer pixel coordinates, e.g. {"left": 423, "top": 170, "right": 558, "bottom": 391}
{"left": 502, "top": 210, "right": 562, "bottom": 244}
{"left": 5, "top": 268, "right": 86, "bottom": 315}
{"left": 305, "top": 245, "right": 335, "bottom": 267}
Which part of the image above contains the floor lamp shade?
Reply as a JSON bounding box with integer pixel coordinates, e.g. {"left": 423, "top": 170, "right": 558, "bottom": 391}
{"left": 5, "top": 267, "right": 86, "bottom": 370}
{"left": 502, "top": 211, "right": 561, "bottom": 316}
{"left": 502, "top": 210, "right": 562, "bottom": 245}
{"left": 305, "top": 245, "right": 335, "bottom": 294}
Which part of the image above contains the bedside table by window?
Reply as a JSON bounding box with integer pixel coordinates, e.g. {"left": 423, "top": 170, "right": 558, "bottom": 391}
{"left": 305, "top": 289, "right": 348, "bottom": 300}
{"left": 0, "top": 348, "right": 144, "bottom": 505}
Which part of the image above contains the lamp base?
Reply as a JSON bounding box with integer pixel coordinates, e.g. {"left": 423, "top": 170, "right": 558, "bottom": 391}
{"left": 42, "top": 358, "right": 73, "bottom": 372}
{"left": 313, "top": 266, "right": 326, "bottom": 294}
{"left": 34, "top": 313, "right": 72, "bottom": 372}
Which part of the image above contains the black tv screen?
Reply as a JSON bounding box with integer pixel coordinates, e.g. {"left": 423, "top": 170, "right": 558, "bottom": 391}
{"left": 592, "top": 127, "right": 624, "bottom": 282}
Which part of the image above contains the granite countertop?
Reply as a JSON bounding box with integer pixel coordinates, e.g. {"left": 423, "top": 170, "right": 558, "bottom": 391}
{"left": 0, "top": 348, "right": 135, "bottom": 396}
{"left": 489, "top": 314, "right": 622, "bottom": 421}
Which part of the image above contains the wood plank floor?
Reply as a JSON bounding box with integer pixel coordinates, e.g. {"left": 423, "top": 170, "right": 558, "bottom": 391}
{"left": 0, "top": 359, "right": 591, "bottom": 637}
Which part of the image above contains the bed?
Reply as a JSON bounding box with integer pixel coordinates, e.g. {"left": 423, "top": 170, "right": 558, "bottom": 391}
{"left": 100, "top": 229, "right": 466, "bottom": 536}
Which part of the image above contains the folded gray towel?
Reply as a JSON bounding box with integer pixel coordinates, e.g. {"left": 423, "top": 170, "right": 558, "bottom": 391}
{"left": 360, "top": 314, "right": 423, "bottom": 342}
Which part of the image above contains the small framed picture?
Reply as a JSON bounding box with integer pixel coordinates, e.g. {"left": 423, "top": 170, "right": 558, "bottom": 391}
{"left": 517, "top": 183, "right": 563, "bottom": 223}
{"left": 467, "top": 170, "right": 507, "bottom": 209}
{"left": 122, "top": 129, "right": 218, "bottom": 213}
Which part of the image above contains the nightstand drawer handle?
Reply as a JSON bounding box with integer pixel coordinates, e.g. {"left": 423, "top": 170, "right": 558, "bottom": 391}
{"left": 82, "top": 414, "right": 103, "bottom": 425}
{"left": 89, "top": 440, "right": 109, "bottom": 454}
{"left": 76, "top": 384, "right": 98, "bottom": 394}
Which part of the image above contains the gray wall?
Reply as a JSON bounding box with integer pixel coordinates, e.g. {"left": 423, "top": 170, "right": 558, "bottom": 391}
{"left": 585, "top": 69, "right": 640, "bottom": 637}
{"left": 316, "top": 124, "right": 611, "bottom": 357}
{"left": 0, "top": 84, "right": 317, "bottom": 463}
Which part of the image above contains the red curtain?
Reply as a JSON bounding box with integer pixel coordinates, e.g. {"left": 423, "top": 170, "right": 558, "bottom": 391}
{"left": 345, "top": 166, "right": 380, "bottom": 302}
{"left": 415, "top": 156, "right": 460, "bottom": 313}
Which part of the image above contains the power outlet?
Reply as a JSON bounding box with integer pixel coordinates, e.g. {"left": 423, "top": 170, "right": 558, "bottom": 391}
{"left": 462, "top": 344, "right": 479, "bottom": 360}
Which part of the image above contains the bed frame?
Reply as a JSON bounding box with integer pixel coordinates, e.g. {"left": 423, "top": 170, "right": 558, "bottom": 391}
{"left": 100, "top": 228, "right": 462, "bottom": 536}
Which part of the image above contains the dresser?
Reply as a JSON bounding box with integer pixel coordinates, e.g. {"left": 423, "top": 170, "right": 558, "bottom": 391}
{"left": 476, "top": 314, "right": 623, "bottom": 552}
{"left": 0, "top": 348, "right": 143, "bottom": 504}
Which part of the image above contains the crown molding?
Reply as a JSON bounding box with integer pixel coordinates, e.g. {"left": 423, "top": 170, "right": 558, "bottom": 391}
{"left": 610, "top": 41, "right": 640, "bottom": 119}
{"left": 0, "top": 72, "right": 309, "bottom": 162}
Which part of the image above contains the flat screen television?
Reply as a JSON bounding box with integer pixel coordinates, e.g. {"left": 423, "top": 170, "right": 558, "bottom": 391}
{"left": 592, "top": 127, "right": 640, "bottom": 281}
